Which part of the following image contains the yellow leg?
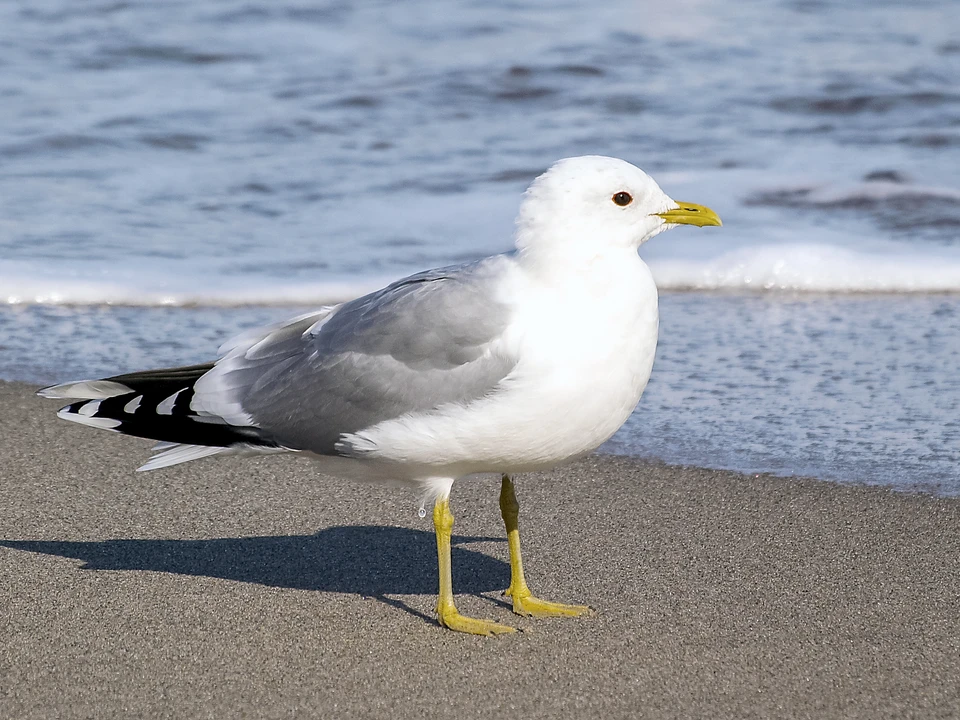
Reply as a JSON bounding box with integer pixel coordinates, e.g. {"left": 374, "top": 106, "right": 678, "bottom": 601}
{"left": 434, "top": 494, "right": 516, "bottom": 636}
{"left": 499, "top": 474, "right": 592, "bottom": 618}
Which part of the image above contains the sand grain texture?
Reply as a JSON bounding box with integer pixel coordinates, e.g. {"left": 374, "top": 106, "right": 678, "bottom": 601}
{"left": 1, "top": 381, "right": 958, "bottom": 719}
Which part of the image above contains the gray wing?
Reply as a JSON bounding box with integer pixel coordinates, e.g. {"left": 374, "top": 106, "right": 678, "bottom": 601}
{"left": 200, "top": 257, "right": 517, "bottom": 455}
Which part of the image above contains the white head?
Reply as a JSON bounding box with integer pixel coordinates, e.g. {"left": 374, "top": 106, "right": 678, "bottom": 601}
{"left": 515, "top": 155, "right": 720, "bottom": 262}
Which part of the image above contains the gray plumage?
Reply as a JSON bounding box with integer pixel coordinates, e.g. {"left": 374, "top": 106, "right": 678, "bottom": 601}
{"left": 218, "top": 256, "right": 518, "bottom": 455}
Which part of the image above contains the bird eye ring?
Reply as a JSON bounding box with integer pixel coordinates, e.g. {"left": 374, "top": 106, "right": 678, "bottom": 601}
{"left": 612, "top": 191, "right": 633, "bottom": 207}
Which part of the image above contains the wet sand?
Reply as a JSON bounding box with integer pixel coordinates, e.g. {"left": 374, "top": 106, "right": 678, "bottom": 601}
{"left": 2, "top": 380, "right": 958, "bottom": 719}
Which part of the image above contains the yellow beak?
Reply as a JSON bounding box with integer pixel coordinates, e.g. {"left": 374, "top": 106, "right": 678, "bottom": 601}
{"left": 654, "top": 202, "right": 722, "bottom": 227}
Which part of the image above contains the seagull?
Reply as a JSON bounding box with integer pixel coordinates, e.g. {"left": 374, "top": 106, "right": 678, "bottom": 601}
{"left": 39, "top": 156, "right": 721, "bottom": 635}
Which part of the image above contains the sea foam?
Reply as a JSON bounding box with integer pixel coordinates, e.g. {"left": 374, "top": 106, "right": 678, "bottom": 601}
{"left": 650, "top": 243, "right": 960, "bottom": 293}
{"left": 5, "top": 243, "right": 960, "bottom": 307}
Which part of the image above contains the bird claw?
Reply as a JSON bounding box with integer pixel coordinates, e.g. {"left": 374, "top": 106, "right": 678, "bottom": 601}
{"left": 505, "top": 588, "right": 593, "bottom": 618}
{"left": 437, "top": 606, "right": 517, "bottom": 636}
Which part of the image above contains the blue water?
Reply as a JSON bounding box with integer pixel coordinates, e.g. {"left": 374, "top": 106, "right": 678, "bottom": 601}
{"left": 2, "top": 0, "right": 959, "bottom": 493}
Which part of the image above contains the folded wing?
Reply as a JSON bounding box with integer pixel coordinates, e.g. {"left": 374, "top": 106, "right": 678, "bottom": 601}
{"left": 205, "top": 257, "right": 519, "bottom": 455}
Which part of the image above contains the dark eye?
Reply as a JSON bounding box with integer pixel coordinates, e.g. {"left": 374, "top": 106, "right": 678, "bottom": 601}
{"left": 612, "top": 191, "right": 633, "bottom": 207}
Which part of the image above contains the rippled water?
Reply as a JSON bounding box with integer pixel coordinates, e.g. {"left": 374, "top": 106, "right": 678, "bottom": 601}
{"left": 616, "top": 294, "right": 960, "bottom": 496}
{"left": 2, "top": 0, "right": 959, "bottom": 493}
{"left": 3, "top": 0, "right": 960, "bottom": 300}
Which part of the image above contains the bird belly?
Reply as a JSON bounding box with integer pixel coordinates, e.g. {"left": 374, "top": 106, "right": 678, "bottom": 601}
{"left": 498, "top": 285, "right": 660, "bottom": 466}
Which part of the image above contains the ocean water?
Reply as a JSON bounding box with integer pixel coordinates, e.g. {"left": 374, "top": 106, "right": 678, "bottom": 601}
{"left": 2, "top": 0, "right": 959, "bottom": 494}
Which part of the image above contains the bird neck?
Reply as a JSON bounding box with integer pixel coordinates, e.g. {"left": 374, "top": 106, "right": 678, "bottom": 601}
{"left": 515, "top": 242, "right": 644, "bottom": 290}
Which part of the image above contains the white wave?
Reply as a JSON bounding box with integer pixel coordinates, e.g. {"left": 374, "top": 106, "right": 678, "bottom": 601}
{"left": 650, "top": 243, "right": 960, "bottom": 292}
{"left": 7, "top": 243, "right": 960, "bottom": 306}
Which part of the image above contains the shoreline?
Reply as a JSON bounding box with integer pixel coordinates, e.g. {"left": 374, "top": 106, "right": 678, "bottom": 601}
{"left": 3, "top": 380, "right": 959, "bottom": 718}
{"left": 6, "top": 294, "right": 959, "bottom": 497}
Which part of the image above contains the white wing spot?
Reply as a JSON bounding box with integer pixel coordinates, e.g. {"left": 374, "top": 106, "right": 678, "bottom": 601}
{"left": 80, "top": 417, "right": 122, "bottom": 430}
{"left": 57, "top": 407, "right": 121, "bottom": 430}
{"left": 124, "top": 395, "right": 143, "bottom": 414}
{"left": 157, "top": 389, "right": 185, "bottom": 415}
{"left": 78, "top": 400, "right": 101, "bottom": 417}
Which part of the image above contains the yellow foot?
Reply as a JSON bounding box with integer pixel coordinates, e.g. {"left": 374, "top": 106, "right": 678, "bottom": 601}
{"left": 506, "top": 590, "right": 592, "bottom": 618}
{"left": 437, "top": 606, "right": 517, "bottom": 636}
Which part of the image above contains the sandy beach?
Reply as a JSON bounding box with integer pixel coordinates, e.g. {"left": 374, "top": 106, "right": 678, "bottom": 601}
{"left": 1, "top": 379, "right": 958, "bottom": 719}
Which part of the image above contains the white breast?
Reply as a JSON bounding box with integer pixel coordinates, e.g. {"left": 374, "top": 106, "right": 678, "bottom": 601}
{"left": 501, "top": 254, "right": 660, "bottom": 463}
{"left": 353, "top": 252, "right": 660, "bottom": 476}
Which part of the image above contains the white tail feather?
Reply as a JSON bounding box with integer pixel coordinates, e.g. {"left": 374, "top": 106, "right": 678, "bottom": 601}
{"left": 138, "top": 442, "right": 292, "bottom": 471}
{"left": 137, "top": 444, "right": 228, "bottom": 471}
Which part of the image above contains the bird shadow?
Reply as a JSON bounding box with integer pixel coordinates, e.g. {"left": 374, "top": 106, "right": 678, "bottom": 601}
{"left": 0, "top": 526, "right": 510, "bottom": 625}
